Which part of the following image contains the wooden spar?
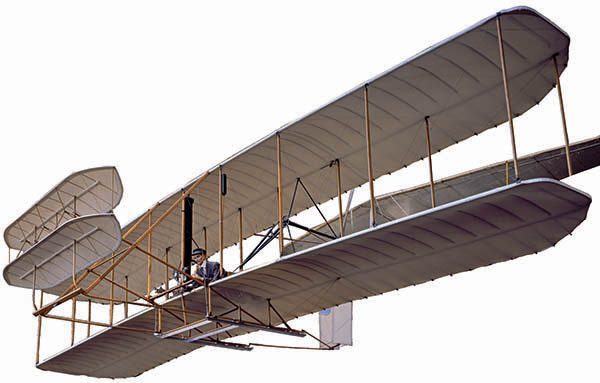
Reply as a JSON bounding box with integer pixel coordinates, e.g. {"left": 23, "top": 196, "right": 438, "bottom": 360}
{"left": 496, "top": 15, "right": 520, "bottom": 180}
{"left": 87, "top": 299, "right": 91, "bottom": 337}
{"left": 35, "top": 291, "right": 43, "bottom": 364}
{"left": 71, "top": 297, "right": 76, "bottom": 346}
{"left": 147, "top": 212, "right": 152, "bottom": 296}
{"left": 84, "top": 172, "right": 210, "bottom": 295}
{"left": 553, "top": 55, "right": 573, "bottom": 176}
{"left": 238, "top": 208, "right": 243, "bottom": 271}
{"left": 219, "top": 166, "right": 224, "bottom": 275}
{"left": 336, "top": 159, "right": 344, "bottom": 236}
{"left": 425, "top": 117, "right": 436, "bottom": 207}
{"left": 364, "top": 84, "right": 376, "bottom": 226}
{"left": 277, "top": 133, "right": 284, "bottom": 254}
{"left": 124, "top": 275, "right": 129, "bottom": 318}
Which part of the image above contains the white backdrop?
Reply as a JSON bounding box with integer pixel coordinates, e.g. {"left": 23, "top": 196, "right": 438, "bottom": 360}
{"left": 1, "top": 1, "right": 599, "bottom": 381}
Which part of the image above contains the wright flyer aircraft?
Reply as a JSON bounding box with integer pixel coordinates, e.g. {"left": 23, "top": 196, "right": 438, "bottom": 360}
{"left": 4, "top": 6, "right": 599, "bottom": 378}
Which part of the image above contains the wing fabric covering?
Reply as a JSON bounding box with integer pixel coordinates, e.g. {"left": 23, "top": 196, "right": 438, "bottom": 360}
{"left": 283, "top": 136, "right": 600, "bottom": 255}
{"left": 56, "top": 6, "right": 571, "bottom": 301}
{"left": 37, "top": 179, "right": 592, "bottom": 378}
{"left": 3, "top": 167, "right": 123, "bottom": 253}
{"left": 3, "top": 214, "right": 122, "bottom": 289}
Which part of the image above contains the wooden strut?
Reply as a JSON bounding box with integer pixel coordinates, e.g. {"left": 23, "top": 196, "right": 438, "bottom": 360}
{"left": 364, "top": 84, "right": 376, "bottom": 227}
{"left": 71, "top": 297, "right": 76, "bottom": 346}
{"left": 85, "top": 268, "right": 200, "bottom": 334}
{"left": 121, "top": 240, "right": 202, "bottom": 289}
{"left": 277, "top": 133, "right": 284, "bottom": 254}
{"left": 87, "top": 299, "right": 91, "bottom": 337}
{"left": 238, "top": 208, "right": 243, "bottom": 271}
{"left": 44, "top": 314, "right": 155, "bottom": 334}
{"left": 35, "top": 291, "right": 43, "bottom": 364}
{"left": 496, "top": 15, "right": 520, "bottom": 180}
{"left": 425, "top": 117, "right": 436, "bottom": 207}
{"left": 552, "top": 54, "right": 573, "bottom": 176}
{"left": 124, "top": 275, "right": 129, "bottom": 318}
{"left": 165, "top": 248, "right": 170, "bottom": 300}
{"left": 71, "top": 239, "right": 77, "bottom": 346}
{"left": 147, "top": 212, "right": 153, "bottom": 297}
{"left": 336, "top": 159, "right": 344, "bottom": 236}
{"left": 219, "top": 166, "right": 224, "bottom": 276}
{"left": 82, "top": 172, "right": 209, "bottom": 297}
{"left": 110, "top": 257, "right": 115, "bottom": 326}
{"left": 180, "top": 195, "right": 185, "bottom": 286}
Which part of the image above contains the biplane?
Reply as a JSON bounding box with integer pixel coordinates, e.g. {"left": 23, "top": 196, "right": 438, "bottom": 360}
{"left": 3, "top": 6, "right": 599, "bottom": 378}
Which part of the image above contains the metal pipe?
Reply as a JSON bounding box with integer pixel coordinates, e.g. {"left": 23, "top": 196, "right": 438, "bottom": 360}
{"left": 425, "top": 117, "right": 436, "bottom": 207}
{"left": 552, "top": 55, "right": 573, "bottom": 176}
{"left": 364, "top": 84, "right": 376, "bottom": 226}
{"left": 496, "top": 15, "right": 520, "bottom": 179}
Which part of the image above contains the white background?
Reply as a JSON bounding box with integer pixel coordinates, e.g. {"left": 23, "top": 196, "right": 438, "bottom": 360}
{"left": 1, "top": 0, "right": 599, "bottom": 381}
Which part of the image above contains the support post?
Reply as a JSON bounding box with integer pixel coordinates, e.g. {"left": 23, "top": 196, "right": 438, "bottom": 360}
{"left": 71, "top": 239, "right": 77, "bottom": 345}
{"left": 364, "top": 84, "right": 376, "bottom": 226}
{"left": 71, "top": 297, "right": 76, "bottom": 346}
{"left": 35, "top": 291, "right": 43, "bottom": 364}
{"left": 109, "top": 258, "right": 114, "bottom": 325}
{"left": 147, "top": 212, "right": 152, "bottom": 297}
{"left": 425, "top": 117, "right": 436, "bottom": 207}
{"left": 496, "top": 15, "right": 520, "bottom": 180}
{"left": 238, "top": 208, "right": 243, "bottom": 271}
{"left": 124, "top": 275, "right": 129, "bottom": 318}
{"left": 87, "top": 299, "right": 91, "bottom": 337}
{"left": 336, "top": 159, "right": 344, "bottom": 236}
{"left": 164, "top": 248, "right": 169, "bottom": 299}
{"left": 219, "top": 166, "right": 224, "bottom": 276}
{"left": 180, "top": 195, "right": 185, "bottom": 286}
{"left": 552, "top": 55, "right": 573, "bottom": 176}
{"left": 276, "top": 133, "right": 284, "bottom": 254}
